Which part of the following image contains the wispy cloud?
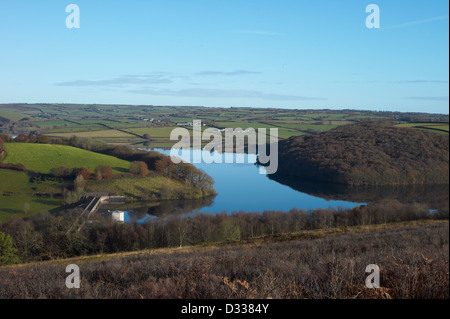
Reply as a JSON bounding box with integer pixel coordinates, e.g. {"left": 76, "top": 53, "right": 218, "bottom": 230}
{"left": 128, "top": 87, "right": 326, "bottom": 101}
{"left": 391, "top": 80, "right": 449, "bottom": 84}
{"left": 55, "top": 74, "right": 173, "bottom": 87}
{"left": 55, "top": 70, "right": 262, "bottom": 87}
{"left": 405, "top": 96, "right": 449, "bottom": 101}
{"left": 55, "top": 70, "right": 318, "bottom": 102}
{"left": 232, "top": 30, "right": 283, "bottom": 36}
{"left": 383, "top": 15, "right": 449, "bottom": 30}
{"left": 195, "top": 70, "right": 262, "bottom": 76}
{"left": 347, "top": 79, "right": 449, "bottom": 85}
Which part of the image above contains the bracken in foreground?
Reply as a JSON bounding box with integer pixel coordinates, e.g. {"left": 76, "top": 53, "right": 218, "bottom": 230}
{"left": 0, "top": 222, "right": 448, "bottom": 299}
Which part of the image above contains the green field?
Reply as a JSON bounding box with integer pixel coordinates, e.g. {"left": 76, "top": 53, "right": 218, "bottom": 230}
{"left": 0, "top": 170, "right": 67, "bottom": 221}
{"left": 34, "top": 120, "right": 71, "bottom": 127}
{"left": 0, "top": 110, "right": 29, "bottom": 122}
{"left": 2, "top": 103, "right": 449, "bottom": 148}
{"left": 396, "top": 123, "right": 449, "bottom": 134}
{"left": 2, "top": 143, "right": 131, "bottom": 174}
{"left": 127, "top": 126, "right": 179, "bottom": 137}
{"left": 125, "top": 126, "right": 182, "bottom": 147}
{"left": 45, "top": 129, "right": 137, "bottom": 139}
{"left": 0, "top": 142, "right": 132, "bottom": 221}
{"left": 86, "top": 175, "right": 185, "bottom": 199}
{"left": 43, "top": 124, "right": 106, "bottom": 133}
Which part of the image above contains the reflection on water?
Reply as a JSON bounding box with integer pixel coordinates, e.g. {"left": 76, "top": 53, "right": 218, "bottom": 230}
{"left": 100, "top": 148, "right": 448, "bottom": 222}
{"left": 268, "top": 174, "right": 449, "bottom": 210}
{"left": 101, "top": 196, "right": 216, "bottom": 222}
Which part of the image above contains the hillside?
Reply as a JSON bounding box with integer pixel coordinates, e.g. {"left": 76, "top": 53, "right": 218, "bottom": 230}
{"left": 1, "top": 143, "right": 131, "bottom": 174}
{"left": 0, "top": 170, "right": 68, "bottom": 221}
{"left": 0, "top": 140, "right": 217, "bottom": 221}
{"left": 273, "top": 121, "right": 449, "bottom": 186}
{"left": 0, "top": 221, "right": 448, "bottom": 299}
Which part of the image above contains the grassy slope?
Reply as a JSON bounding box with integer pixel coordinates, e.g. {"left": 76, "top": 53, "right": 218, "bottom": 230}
{"left": 0, "top": 110, "right": 29, "bottom": 122}
{"left": 86, "top": 175, "right": 195, "bottom": 200}
{"left": 0, "top": 170, "right": 67, "bottom": 221}
{"left": 2, "top": 143, "right": 131, "bottom": 174}
{"left": 0, "top": 143, "right": 131, "bottom": 220}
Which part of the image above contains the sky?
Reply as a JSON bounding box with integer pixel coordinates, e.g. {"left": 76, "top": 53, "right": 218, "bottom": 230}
{"left": 0, "top": 0, "right": 448, "bottom": 114}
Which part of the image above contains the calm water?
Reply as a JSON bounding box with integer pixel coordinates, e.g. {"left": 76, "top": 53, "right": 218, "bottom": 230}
{"left": 103, "top": 149, "right": 365, "bottom": 222}
{"left": 101, "top": 148, "right": 449, "bottom": 222}
{"left": 174, "top": 149, "right": 363, "bottom": 212}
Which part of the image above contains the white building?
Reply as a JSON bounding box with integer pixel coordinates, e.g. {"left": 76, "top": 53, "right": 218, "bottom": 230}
{"left": 111, "top": 210, "right": 125, "bottom": 223}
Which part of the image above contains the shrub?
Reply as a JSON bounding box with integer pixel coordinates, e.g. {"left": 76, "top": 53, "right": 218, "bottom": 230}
{"left": 50, "top": 166, "right": 73, "bottom": 178}
{"left": 94, "top": 165, "right": 114, "bottom": 180}
{"left": 74, "top": 167, "right": 91, "bottom": 180}
{"left": 129, "top": 161, "right": 149, "bottom": 177}
{"left": 0, "top": 232, "right": 20, "bottom": 266}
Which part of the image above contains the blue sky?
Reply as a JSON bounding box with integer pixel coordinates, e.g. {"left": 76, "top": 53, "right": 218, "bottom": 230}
{"left": 0, "top": 0, "right": 448, "bottom": 113}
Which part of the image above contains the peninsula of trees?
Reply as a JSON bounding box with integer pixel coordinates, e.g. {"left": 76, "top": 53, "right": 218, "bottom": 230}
{"left": 274, "top": 121, "right": 449, "bottom": 186}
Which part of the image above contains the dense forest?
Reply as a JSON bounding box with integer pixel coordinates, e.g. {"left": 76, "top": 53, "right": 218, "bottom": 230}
{"left": 273, "top": 121, "right": 449, "bottom": 186}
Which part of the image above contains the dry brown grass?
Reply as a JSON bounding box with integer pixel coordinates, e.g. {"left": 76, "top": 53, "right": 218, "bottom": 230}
{"left": 0, "top": 221, "right": 448, "bottom": 299}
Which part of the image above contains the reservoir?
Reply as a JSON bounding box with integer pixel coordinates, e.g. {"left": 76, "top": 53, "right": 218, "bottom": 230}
{"left": 103, "top": 148, "right": 365, "bottom": 222}
{"left": 101, "top": 148, "right": 448, "bottom": 223}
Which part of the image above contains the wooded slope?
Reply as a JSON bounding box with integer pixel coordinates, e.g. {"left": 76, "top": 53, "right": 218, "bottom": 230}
{"left": 275, "top": 121, "right": 449, "bottom": 185}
